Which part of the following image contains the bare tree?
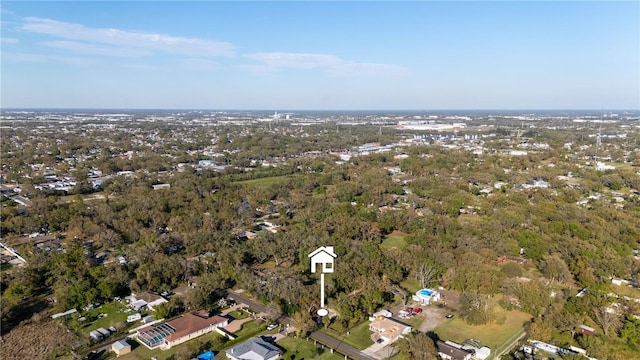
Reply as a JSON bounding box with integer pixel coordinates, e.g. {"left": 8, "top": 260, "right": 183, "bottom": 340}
{"left": 592, "top": 306, "right": 622, "bottom": 336}
{"left": 391, "top": 284, "right": 408, "bottom": 306}
{"left": 416, "top": 263, "right": 437, "bottom": 288}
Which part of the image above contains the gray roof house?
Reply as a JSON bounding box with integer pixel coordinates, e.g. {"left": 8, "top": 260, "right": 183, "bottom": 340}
{"left": 225, "top": 337, "right": 281, "bottom": 360}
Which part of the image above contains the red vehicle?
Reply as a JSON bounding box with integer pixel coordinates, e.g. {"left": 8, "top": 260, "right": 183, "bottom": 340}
{"left": 413, "top": 308, "right": 422, "bottom": 314}
{"left": 406, "top": 307, "right": 415, "bottom": 315}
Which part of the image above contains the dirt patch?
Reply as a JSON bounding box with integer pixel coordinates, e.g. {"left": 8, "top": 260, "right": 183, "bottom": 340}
{"left": 0, "top": 316, "right": 78, "bottom": 360}
{"left": 419, "top": 290, "right": 460, "bottom": 333}
{"left": 419, "top": 305, "right": 447, "bottom": 333}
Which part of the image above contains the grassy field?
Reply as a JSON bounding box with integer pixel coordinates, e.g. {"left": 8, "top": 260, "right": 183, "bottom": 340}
{"left": 380, "top": 230, "right": 408, "bottom": 250}
{"left": 322, "top": 320, "right": 374, "bottom": 350}
{"left": 278, "top": 336, "right": 345, "bottom": 360}
{"left": 434, "top": 309, "right": 530, "bottom": 349}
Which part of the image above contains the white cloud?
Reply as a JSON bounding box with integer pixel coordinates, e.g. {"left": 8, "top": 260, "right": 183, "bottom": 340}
{"left": 235, "top": 64, "right": 280, "bottom": 73}
{"left": 1, "top": 37, "right": 19, "bottom": 44}
{"left": 327, "top": 62, "right": 408, "bottom": 78}
{"left": 41, "top": 40, "right": 152, "bottom": 57}
{"left": 121, "top": 63, "right": 168, "bottom": 71}
{"left": 21, "top": 17, "right": 236, "bottom": 58}
{"left": 242, "top": 51, "right": 407, "bottom": 78}
{"left": 179, "top": 58, "right": 220, "bottom": 71}
{"left": 1, "top": 52, "right": 90, "bottom": 65}
{"left": 243, "top": 52, "right": 342, "bottom": 69}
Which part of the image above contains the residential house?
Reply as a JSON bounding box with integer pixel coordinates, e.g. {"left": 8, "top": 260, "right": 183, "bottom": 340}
{"left": 225, "top": 337, "right": 281, "bottom": 360}
{"left": 437, "top": 340, "right": 473, "bottom": 360}
{"left": 369, "top": 317, "right": 412, "bottom": 343}
{"left": 136, "top": 310, "right": 228, "bottom": 350}
{"left": 126, "top": 292, "right": 168, "bottom": 311}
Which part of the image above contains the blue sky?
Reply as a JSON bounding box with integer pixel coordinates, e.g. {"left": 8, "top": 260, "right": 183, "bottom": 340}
{"left": 1, "top": 1, "right": 638, "bottom": 110}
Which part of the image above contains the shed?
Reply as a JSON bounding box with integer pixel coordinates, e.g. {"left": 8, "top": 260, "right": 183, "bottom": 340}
{"left": 89, "top": 330, "right": 103, "bottom": 341}
{"left": 112, "top": 340, "right": 131, "bottom": 356}
{"left": 97, "top": 328, "right": 110, "bottom": 338}
{"left": 579, "top": 325, "right": 596, "bottom": 336}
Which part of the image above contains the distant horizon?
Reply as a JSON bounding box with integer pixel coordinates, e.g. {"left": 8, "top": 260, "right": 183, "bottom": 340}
{"left": 2, "top": 108, "right": 639, "bottom": 113}
{"left": 1, "top": 1, "right": 638, "bottom": 110}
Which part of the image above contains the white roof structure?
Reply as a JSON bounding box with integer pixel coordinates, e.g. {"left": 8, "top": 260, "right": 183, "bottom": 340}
{"left": 474, "top": 347, "right": 491, "bottom": 360}
{"left": 112, "top": 340, "right": 130, "bottom": 351}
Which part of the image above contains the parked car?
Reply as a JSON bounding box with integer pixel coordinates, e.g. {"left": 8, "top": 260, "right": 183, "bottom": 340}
{"left": 446, "top": 314, "right": 454, "bottom": 318}
{"left": 406, "top": 307, "right": 415, "bottom": 315}
{"left": 267, "top": 323, "right": 278, "bottom": 331}
{"left": 413, "top": 308, "right": 422, "bottom": 314}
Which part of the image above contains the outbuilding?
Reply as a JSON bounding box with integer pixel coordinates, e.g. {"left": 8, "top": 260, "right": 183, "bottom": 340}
{"left": 112, "top": 340, "right": 131, "bottom": 356}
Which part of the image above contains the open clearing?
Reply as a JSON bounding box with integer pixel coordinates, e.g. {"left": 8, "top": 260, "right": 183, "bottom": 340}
{"left": 380, "top": 230, "right": 408, "bottom": 249}
{"left": 434, "top": 309, "right": 530, "bottom": 349}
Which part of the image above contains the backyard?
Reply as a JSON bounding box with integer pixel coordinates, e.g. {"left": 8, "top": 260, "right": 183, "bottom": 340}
{"left": 74, "top": 300, "right": 137, "bottom": 338}
{"left": 434, "top": 309, "right": 531, "bottom": 349}
{"left": 278, "top": 336, "right": 345, "bottom": 360}
{"left": 321, "top": 320, "right": 374, "bottom": 350}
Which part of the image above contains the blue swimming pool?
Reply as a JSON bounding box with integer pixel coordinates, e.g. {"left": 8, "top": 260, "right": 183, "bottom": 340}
{"left": 418, "top": 289, "right": 434, "bottom": 296}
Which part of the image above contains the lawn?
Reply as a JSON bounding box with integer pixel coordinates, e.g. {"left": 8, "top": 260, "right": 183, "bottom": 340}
{"left": 434, "top": 309, "right": 531, "bottom": 349}
{"left": 235, "top": 319, "right": 267, "bottom": 338}
{"left": 117, "top": 338, "right": 192, "bottom": 360}
{"left": 380, "top": 231, "right": 408, "bottom": 250}
{"left": 77, "top": 301, "right": 134, "bottom": 337}
{"left": 321, "top": 320, "right": 374, "bottom": 350}
{"left": 278, "top": 336, "right": 345, "bottom": 360}
{"left": 399, "top": 277, "right": 421, "bottom": 294}
{"left": 226, "top": 310, "right": 249, "bottom": 320}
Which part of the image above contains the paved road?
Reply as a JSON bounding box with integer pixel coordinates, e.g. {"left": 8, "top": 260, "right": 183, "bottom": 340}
{"left": 228, "top": 291, "right": 376, "bottom": 360}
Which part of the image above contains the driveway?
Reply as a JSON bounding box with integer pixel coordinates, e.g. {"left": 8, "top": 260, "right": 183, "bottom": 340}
{"left": 419, "top": 304, "right": 447, "bottom": 333}
{"left": 362, "top": 341, "right": 398, "bottom": 360}
{"left": 223, "top": 317, "right": 253, "bottom": 333}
